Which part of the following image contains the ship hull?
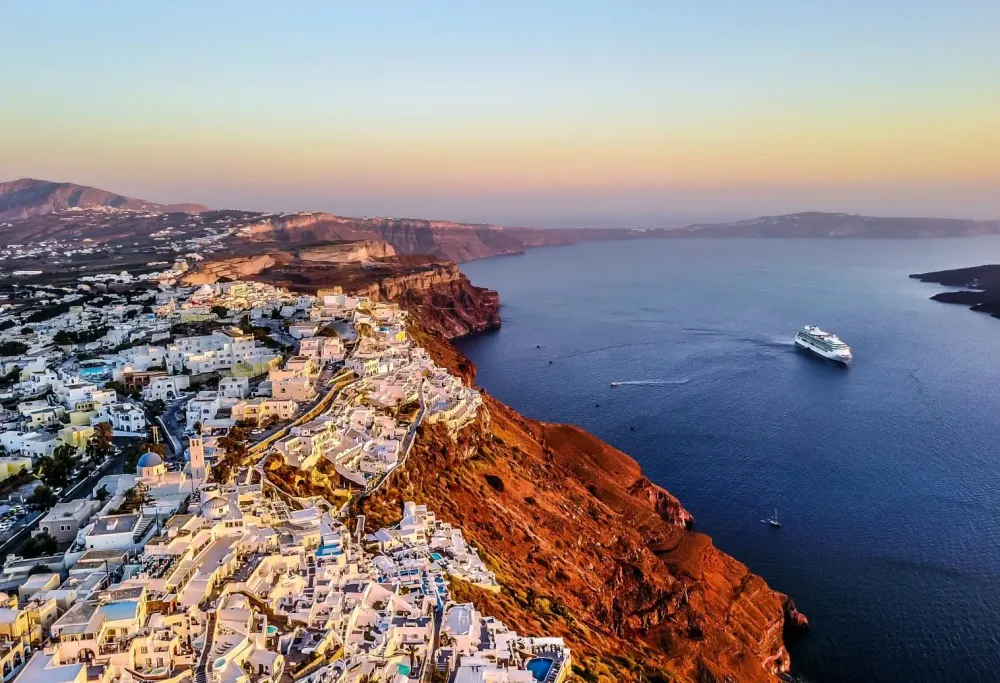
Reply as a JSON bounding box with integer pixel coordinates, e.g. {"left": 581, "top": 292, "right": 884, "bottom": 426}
{"left": 794, "top": 336, "right": 852, "bottom": 365}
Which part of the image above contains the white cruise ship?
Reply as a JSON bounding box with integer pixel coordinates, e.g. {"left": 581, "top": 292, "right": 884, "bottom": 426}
{"left": 795, "top": 326, "right": 852, "bottom": 365}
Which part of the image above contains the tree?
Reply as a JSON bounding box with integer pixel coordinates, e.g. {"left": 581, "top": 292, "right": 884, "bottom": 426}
{"left": 35, "top": 444, "right": 79, "bottom": 489}
{"left": 85, "top": 423, "right": 114, "bottom": 463}
{"left": 93, "top": 484, "right": 110, "bottom": 502}
{"left": 218, "top": 426, "right": 248, "bottom": 461}
{"left": 211, "top": 305, "right": 229, "bottom": 318}
{"left": 146, "top": 399, "right": 167, "bottom": 417}
{"left": 27, "top": 564, "right": 51, "bottom": 575}
{"left": 0, "top": 341, "right": 28, "bottom": 356}
{"left": 27, "top": 485, "right": 57, "bottom": 510}
{"left": 53, "top": 330, "right": 74, "bottom": 345}
{"left": 21, "top": 532, "right": 58, "bottom": 558}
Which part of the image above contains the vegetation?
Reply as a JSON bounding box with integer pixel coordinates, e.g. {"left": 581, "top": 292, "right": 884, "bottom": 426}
{"left": 20, "top": 532, "right": 58, "bottom": 558}
{"left": 27, "top": 484, "right": 57, "bottom": 510}
{"left": 34, "top": 444, "right": 81, "bottom": 489}
{"left": 53, "top": 326, "right": 109, "bottom": 346}
{"left": 0, "top": 341, "right": 28, "bottom": 356}
{"left": 114, "top": 486, "right": 151, "bottom": 514}
{"left": 213, "top": 425, "right": 250, "bottom": 483}
{"left": 85, "top": 422, "right": 114, "bottom": 463}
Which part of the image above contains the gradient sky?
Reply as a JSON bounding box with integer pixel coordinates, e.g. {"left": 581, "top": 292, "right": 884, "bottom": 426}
{"left": 2, "top": 1, "right": 998, "bottom": 226}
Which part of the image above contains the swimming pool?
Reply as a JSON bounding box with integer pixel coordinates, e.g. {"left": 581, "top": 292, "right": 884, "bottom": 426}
{"left": 525, "top": 658, "right": 553, "bottom": 681}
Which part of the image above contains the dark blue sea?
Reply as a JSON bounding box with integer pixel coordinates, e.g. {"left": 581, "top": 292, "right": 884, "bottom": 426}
{"left": 456, "top": 238, "right": 1000, "bottom": 683}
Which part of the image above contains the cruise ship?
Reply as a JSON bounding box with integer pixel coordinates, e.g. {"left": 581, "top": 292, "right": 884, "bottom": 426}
{"left": 794, "top": 326, "right": 852, "bottom": 365}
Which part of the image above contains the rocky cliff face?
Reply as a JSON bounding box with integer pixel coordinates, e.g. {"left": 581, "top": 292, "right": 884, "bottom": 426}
{"left": 184, "top": 243, "right": 499, "bottom": 339}
{"left": 344, "top": 261, "right": 500, "bottom": 338}
{"left": 243, "top": 212, "right": 651, "bottom": 262}
{"left": 360, "top": 326, "right": 794, "bottom": 683}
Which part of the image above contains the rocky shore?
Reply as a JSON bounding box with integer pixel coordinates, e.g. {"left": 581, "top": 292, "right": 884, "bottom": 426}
{"left": 911, "top": 265, "right": 1000, "bottom": 318}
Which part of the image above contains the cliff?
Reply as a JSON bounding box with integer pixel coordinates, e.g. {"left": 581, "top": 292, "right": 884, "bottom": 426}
{"left": 0, "top": 177, "right": 207, "bottom": 221}
{"left": 184, "top": 243, "right": 499, "bottom": 339}
{"left": 359, "top": 328, "right": 793, "bottom": 682}
{"left": 343, "top": 260, "right": 500, "bottom": 338}
{"left": 243, "top": 212, "right": 652, "bottom": 262}
{"left": 911, "top": 265, "right": 1000, "bottom": 318}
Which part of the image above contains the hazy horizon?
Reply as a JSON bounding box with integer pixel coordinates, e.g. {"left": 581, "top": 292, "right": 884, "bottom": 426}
{"left": 2, "top": 1, "right": 998, "bottom": 225}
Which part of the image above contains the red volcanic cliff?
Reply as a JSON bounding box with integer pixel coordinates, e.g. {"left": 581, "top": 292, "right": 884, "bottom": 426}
{"left": 360, "top": 327, "right": 794, "bottom": 683}
{"left": 184, "top": 243, "right": 500, "bottom": 339}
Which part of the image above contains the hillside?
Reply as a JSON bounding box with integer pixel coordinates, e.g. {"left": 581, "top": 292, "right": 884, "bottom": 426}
{"left": 357, "top": 325, "right": 797, "bottom": 682}
{"left": 673, "top": 212, "right": 1000, "bottom": 238}
{"left": 0, "top": 178, "right": 208, "bottom": 221}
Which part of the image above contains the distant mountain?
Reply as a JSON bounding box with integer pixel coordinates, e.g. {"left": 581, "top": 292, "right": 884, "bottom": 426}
{"left": 0, "top": 178, "right": 208, "bottom": 221}
{"left": 673, "top": 211, "right": 1000, "bottom": 238}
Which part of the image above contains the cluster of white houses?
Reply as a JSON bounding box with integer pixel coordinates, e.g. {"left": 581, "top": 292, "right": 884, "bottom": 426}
{"left": 0, "top": 280, "right": 569, "bottom": 683}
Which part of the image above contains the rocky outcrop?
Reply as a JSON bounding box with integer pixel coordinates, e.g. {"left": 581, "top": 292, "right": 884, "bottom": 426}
{"left": 359, "top": 324, "right": 794, "bottom": 683}
{"left": 344, "top": 261, "right": 500, "bottom": 338}
{"left": 182, "top": 253, "right": 284, "bottom": 285}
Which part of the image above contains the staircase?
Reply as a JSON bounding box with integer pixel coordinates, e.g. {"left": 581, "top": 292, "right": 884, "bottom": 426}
{"left": 133, "top": 514, "right": 158, "bottom": 543}
{"left": 195, "top": 612, "right": 218, "bottom": 683}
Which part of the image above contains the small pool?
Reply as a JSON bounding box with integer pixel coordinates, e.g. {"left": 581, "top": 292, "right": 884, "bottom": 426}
{"left": 396, "top": 663, "right": 411, "bottom": 676}
{"left": 430, "top": 552, "right": 443, "bottom": 561}
{"left": 214, "top": 658, "right": 227, "bottom": 670}
{"left": 148, "top": 668, "right": 167, "bottom": 677}
{"left": 266, "top": 625, "right": 278, "bottom": 636}
{"left": 526, "top": 658, "right": 554, "bottom": 681}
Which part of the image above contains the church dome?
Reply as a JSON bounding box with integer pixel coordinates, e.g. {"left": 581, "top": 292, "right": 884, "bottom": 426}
{"left": 202, "top": 495, "right": 231, "bottom": 520}
{"left": 137, "top": 452, "right": 164, "bottom": 469}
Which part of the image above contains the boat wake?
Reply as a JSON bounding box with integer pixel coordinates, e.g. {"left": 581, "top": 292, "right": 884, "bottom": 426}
{"left": 610, "top": 379, "right": 691, "bottom": 387}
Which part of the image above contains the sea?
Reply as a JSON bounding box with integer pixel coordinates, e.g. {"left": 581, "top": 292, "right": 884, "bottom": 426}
{"left": 455, "top": 237, "right": 1000, "bottom": 683}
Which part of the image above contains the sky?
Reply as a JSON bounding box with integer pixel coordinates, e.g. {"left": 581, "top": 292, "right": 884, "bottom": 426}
{"left": 1, "top": 1, "right": 998, "bottom": 227}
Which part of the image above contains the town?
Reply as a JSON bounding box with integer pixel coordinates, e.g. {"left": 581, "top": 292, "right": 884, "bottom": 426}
{"left": 0, "top": 274, "right": 570, "bottom": 683}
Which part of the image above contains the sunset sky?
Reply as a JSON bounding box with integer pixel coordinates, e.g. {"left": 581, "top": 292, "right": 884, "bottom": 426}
{"left": 2, "top": 1, "right": 998, "bottom": 226}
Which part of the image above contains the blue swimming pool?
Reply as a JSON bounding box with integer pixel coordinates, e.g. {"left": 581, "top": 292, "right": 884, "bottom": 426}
{"left": 430, "top": 552, "right": 443, "bottom": 561}
{"left": 525, "top": 658, "right": 553, "bottom": 681}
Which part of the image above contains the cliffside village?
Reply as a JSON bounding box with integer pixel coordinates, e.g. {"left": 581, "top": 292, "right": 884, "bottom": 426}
{"left": 0, "top": 274, "right": 570, "bottom": 683}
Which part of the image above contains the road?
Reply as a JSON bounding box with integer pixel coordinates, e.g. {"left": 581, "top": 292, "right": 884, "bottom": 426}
{"left": 159, "top": 396, "right": 191, "bottom": 461}
{"left": 0, "top": 448, "right": 125, "bottom": 564}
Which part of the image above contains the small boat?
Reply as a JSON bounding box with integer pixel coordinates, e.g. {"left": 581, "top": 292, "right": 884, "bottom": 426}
{"left": 610, "top": 382, "right": 620, "bottom": 387}
{"left": 761, "top": 508, "right": 781, "bottom": 528}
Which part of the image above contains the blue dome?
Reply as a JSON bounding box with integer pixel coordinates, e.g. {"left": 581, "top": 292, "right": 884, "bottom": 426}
{"left": 137, "top": 452, "right": 164, "bottom": 468}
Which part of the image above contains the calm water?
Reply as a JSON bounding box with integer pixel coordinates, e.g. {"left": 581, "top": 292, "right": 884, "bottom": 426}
{"left": 456, "top": 238, "right": 1000, "bottom": 683}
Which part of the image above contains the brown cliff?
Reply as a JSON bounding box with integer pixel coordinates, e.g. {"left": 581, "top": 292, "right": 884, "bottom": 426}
{"left": 359, "top": 327, "right": 793, "bottom": 683}
{"left": 184, "top": 243, "right": 499, "bottom": 339}
{"left": 243, "top": 212, "right": 652, "bottom": 262}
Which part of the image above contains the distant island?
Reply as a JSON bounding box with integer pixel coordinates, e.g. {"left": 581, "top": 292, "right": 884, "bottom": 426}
{"left": 3, "top": 179, "right": 1000, "bottom": 266}
{"left": 673, "top": 211, "right": 1000, "bottom": 238}
{"left": 910, "top": 265, "right": 1000, "bottom": 318}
